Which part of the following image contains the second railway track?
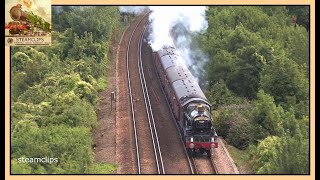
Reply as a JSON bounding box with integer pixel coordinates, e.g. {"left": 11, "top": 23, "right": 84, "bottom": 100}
{"left": 126, "top": 13, "right": 165, "bottom": 174}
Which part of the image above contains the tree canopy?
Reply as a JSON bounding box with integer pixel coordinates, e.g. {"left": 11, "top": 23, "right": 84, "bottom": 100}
{"left": 201, "top": 6, "right": 309, "bottom": 174}
{"left": 11, "top": 6, "right": 124, "bottom": 174}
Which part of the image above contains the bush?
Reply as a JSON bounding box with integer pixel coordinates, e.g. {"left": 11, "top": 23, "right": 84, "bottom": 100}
{"left": 212, "top": 103, "right": 254, "bottom": 149}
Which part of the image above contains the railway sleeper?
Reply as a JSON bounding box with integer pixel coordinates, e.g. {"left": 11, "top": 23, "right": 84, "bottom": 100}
{"left": 188, "top": 148, "right": 211, "bottom": 158}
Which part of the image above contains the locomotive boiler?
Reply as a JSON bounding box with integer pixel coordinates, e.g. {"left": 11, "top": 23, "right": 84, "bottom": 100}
{"left": 6, "top": 4, "right": 51, "bottom": 35}
{"left": 154, "top": 45, "right": 218, "bottom": 157}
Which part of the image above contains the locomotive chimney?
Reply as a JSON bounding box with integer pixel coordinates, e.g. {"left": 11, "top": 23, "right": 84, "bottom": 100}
{"left": 197, "top": 104, "right": 205, "bottom": 112}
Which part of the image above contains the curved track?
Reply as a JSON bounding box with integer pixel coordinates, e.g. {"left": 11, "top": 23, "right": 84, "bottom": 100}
{"left": 126, "top": 13, "right": 164, "bottom": 174}
{"left": 144, "top": 24, "right": 218, "bottom": 175}
{"left": 119, "top": 14, "right": 218, "bottom": 174}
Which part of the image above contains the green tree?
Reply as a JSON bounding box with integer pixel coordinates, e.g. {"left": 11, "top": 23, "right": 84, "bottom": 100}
{"left": 251, "top": 90, "right": 284, "bottom": 140}
{"left": 249, "top": 136, "right": 283, "bottom": 173}
{"left": 205, "top": 80, "right": 243, "bottom": 109}
{"left": 282, "top": 26, "right": 309, "bottom": 67}
{"left": 250, "top": 132, "right": 309, "bottom": 174}
{"left": 11, "top": 6, "right": 123, "bottom": 174}
{"left": 11, "top": 123, "right": 95, "bottom": 174}
{"left": 226, "top": 45, "right": 266, "bottom": 99}
{"left": 201, "top": 6, "right": 309, "bottom": 174}
{"left": 260, "top": 57, "right": 309, "bottom": 117}
{"left": 211, "top": 100, "right": 253, "bottom": 149}
{"left": 11, "top": 159, "right": 33, "bottom": 174}
{"left": 287, "top": 6, "right": 310, "bottom": 31}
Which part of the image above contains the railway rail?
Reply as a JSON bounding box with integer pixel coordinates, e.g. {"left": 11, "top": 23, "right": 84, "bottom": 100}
{"left": 190, "top": 151, "right": 217, "bottom": 174}
{"left": 157, "top": 75, "right": 217, "bottom": 174}
{"left": 126, "top": 13, "right": 165, "bottom": 174}
{"left": 156, "top": 81, "right": 196, "bottom": 174}
{"left": 147, "top": 24, "right": 218, "bottom": 175}
{"left": 149, "top": 37, "right": 218, "bottom": 175}
{"left": 122, "top": 13, "right": 218, "bottom": 174}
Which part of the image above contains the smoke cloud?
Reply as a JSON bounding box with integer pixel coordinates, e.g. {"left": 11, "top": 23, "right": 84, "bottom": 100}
{"left": 119, "top": 6, "right": 148, "bottom": 15}
{"left": 119, "top": 6, "right": 209, "bottom": 83}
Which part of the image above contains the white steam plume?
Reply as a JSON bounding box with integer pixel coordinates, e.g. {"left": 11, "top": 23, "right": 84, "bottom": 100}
{"left": 119, "top": 6, "right": 209, "bottom": 84}
{"left": 119, "top": 6, "right": 148, "bottom": 15}
{"left": 147, "top": 6, "right": 208, "bottom": 51}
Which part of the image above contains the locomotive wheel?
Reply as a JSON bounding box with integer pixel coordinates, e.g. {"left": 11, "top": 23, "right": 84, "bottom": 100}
{"left": 199, "top": 148, "right": 205, "bottom": 155}
{"left": 180, "top": 128, "right": 183, "bottom": 137}
{"left": 206, "top": 150, "right": 211, "bottom": 158}
{"left": 187, "top": 149, "right": 192, "bottom": 156}
{"left": 187, "top": 149, "right": 196, "bottom": 157}
{"left": 192, "top": 149, "right": 196, "bottom": 157}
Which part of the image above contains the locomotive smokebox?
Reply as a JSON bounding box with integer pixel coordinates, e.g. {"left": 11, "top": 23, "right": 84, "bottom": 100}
{"left": 10, "top": 4, "right": 28, "bottom": 21}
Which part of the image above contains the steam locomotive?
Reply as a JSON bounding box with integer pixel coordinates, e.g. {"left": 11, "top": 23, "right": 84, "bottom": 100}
{"left": 154, "top": 46, "right": 218, "bottom": 157}
{"left": 5, "top": 4, "right": 51, "bottom": 35}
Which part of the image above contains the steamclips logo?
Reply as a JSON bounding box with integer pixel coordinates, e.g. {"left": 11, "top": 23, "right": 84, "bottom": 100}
{"left": 17, "top": 157, "right": 59, "bottom": 164}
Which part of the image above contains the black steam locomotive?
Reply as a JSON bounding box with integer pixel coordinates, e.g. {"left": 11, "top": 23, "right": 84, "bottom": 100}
{"left": 154, "top": 45, "right": 218, "bottom": 157}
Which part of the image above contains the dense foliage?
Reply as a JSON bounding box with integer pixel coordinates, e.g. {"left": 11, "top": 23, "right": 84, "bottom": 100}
{"left": 11, "top": 6, "right": 124, "bottom": 174}
{"left": 201, "top": 6, "right": 309, "bottom": 174}
{"left": 10, "top": 5, "right": 309, "bottom": 174}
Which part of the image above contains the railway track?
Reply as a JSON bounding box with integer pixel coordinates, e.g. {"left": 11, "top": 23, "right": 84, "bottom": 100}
{"left": 190, "top": 150, "right": 218, "bottom": 174}
{"left": 146, "top": 25, "right": 218, "bottom": 175}
{"left": 126, "top": 13, "right": 165, "bottom": 174}
{"left": 158, "top": 86, "right": 196, "bottom": 174}
{"left": 159, "top": 84, "right": 217, "bottom": 174}
{"left": 121, "top": 13, "right": 218, "bottom": 174}
{"left": 148, "top": 40, "right": 217, "bottom": 174}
